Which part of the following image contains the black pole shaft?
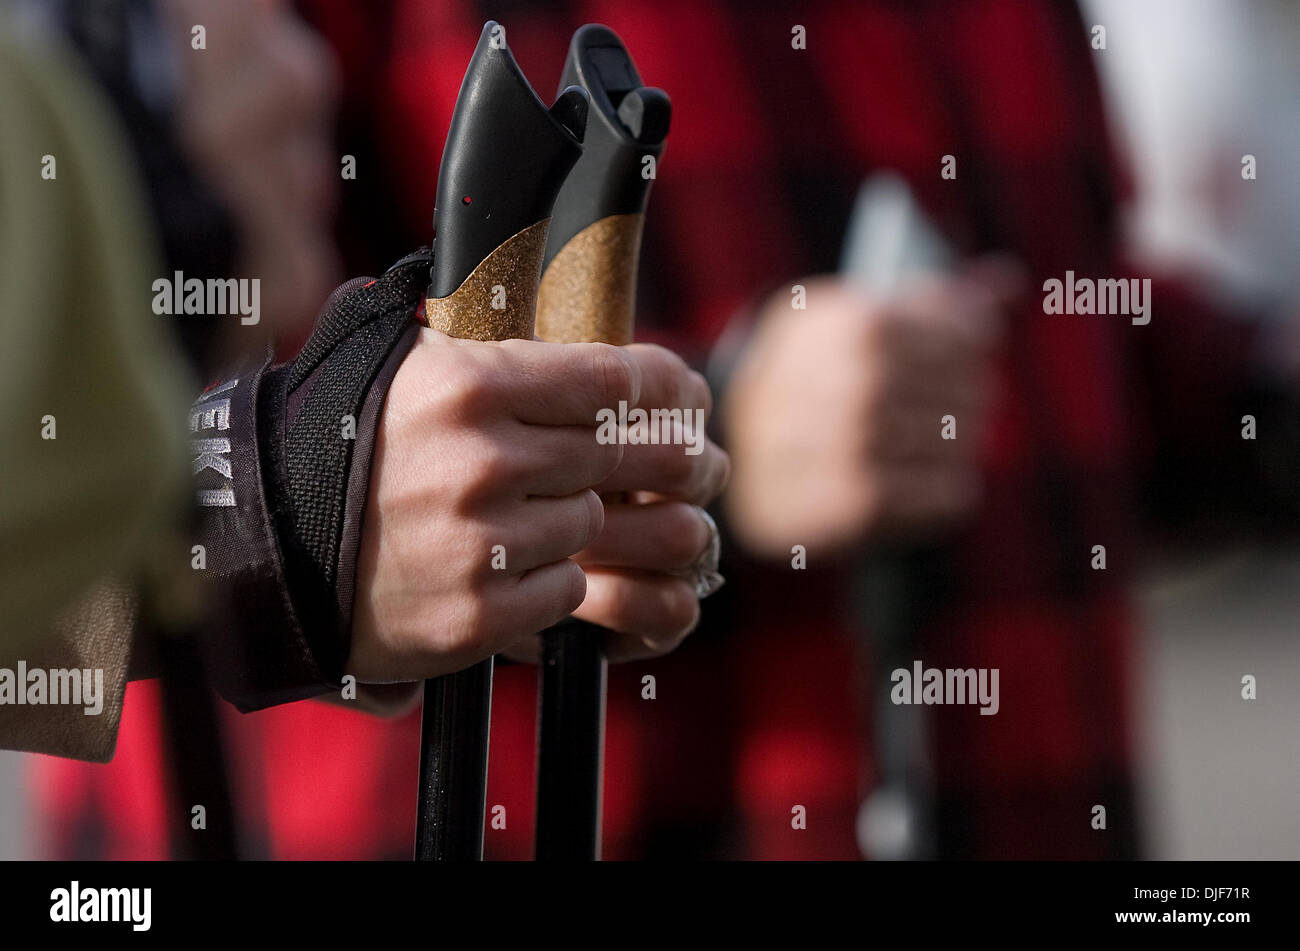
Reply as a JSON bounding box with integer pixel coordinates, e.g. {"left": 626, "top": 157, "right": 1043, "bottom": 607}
{"left": 157, "top": 630, "right": 239, "bottom": 860}
{"left": 415, "top": 658, "right": 494, "bottom": 861}
{"left": 534, "top": 620, "right": 606, "bottom": 860}
{"left": 857, "top": 546, "right": 949, "bottom": 859}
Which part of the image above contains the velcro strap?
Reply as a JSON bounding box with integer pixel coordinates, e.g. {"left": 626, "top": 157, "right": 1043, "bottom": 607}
{"left": 258, "top": 250, "right": 430, "bottom": 676}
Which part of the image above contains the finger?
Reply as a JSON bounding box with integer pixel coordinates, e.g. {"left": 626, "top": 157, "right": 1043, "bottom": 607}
{"left": 866, "top": 327, "right": 996, "bottom": 414}
{"left": 491, "top": 491, "right": 605, "bottom": 574}
{"left": 497, "top": 632, "right": 544, "bottom": 665}
{"left": 368, "top": 558, "right": 587, "bottom": 681}
{"left": 876, "top": 272, "right": 1011, "bottom": 376}
{"left": 573, "top": 568, "right": 699, "bottom": 661}
{"left": 622, "top": 343, "right": 713, "bottom": 417}
{"left": 320, "top": 682, "right": 423, "bottom": 716}
{"left": 875, "top": 308, "right": 986, "bottom": 383}
{"left": 594, "top": 438, "right": 730, "bottom": 505}
{"left": 514, "top": 424, "right": 624, "bottom": 497}
{"left": 482, "top": 559, "right": 588, "bottom": 656}
{"left": 573, "top": 502, "right": 711, "bottom": 572}
{"left": 491, "top": 338, "right": 642, "bottom": 425}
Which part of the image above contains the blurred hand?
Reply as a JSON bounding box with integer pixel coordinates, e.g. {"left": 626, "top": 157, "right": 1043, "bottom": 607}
{"left": 348, "top": 333, "right": 728, "bottom": 683}
{"left": 724, "top": 263, "right": 1021, "bottom": 559}
{"left": 160, "top": 0, "right": 341, "bottom": 337}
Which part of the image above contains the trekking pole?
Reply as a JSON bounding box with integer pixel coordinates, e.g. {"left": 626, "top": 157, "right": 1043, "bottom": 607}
{"left": 533, "top": 24, "right": 671, "bottom": 861}
{"left": 157, "top": 625, "right": 239, "bottom": 859}
{"left": 415, "top": 20, "right": 588, "bottom": 861}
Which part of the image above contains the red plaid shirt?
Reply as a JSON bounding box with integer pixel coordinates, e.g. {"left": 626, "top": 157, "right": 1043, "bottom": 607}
{"left": 38, "top": 0, "right": 1272, "bottom": 860}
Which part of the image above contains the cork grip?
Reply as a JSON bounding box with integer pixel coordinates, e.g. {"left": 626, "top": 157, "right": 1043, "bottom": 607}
{"left": 536, "top": 213, "right": 644, "bottom": 346}
{"left": 423, "top": 219, "right": 553, "bottom": 341}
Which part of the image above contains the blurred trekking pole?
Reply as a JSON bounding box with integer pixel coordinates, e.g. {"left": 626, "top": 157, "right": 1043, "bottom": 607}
{"left": 841, "top": 174, "right": 953, "bottom": 861}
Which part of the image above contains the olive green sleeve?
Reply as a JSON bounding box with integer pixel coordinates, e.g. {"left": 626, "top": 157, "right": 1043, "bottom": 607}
{"left": 0, "top": 18, "right": 192, "bottom": 760}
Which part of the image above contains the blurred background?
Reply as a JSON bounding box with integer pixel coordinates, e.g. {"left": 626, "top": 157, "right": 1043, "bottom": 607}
{"left": 1, "top": 0, "right": 1297, "bottom": 860}
{"left": 1087, "top": 0, "right": 1300, "bottom": 858}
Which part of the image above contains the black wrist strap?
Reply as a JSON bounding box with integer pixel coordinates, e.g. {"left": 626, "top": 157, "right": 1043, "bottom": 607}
{"left": 193, "top": 250, "right": 430, "bottom": 710}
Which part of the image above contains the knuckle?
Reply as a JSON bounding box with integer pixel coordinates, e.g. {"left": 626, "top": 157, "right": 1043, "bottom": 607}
{"left": 654, "top": 346, "right": 693, "bottom": 406}
{"left": 590, "top": 344, "right": 636, "bottom": 410}
{"left": 443, "top": 592, "right": 493, "bottom": 658}
{"left": 633, "top": 342, "right": 687, "bottom": 402}
{"left": 663, "top": 445, "right": 699, "bottom": 494}
{"left": 469, "top": 587, "right": 529, "bottom": 657}
{"left": 684, "top": 367, "right": 712, "bottom": 416}
{"left": 588, "top": 432, "right": 625, "bottom": 483}
{"left": 548, "top": 561, "right": 588, "bottom": 623}
{"left": 576, "top": 490, "right": 606, "bottom": 550}
{"left": 462, "top": 526, "right": 500, "bottom": 588}
{"left": 437, "top": 361, "right": 493, "bottom": 420}
{"left": 463, "top": 442, "right": 518, "bottom": 503}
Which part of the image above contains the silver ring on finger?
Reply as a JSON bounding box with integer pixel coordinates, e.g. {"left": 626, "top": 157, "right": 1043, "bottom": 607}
{"left": 683, "top": 507, "right": 724, "bottom": 599}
